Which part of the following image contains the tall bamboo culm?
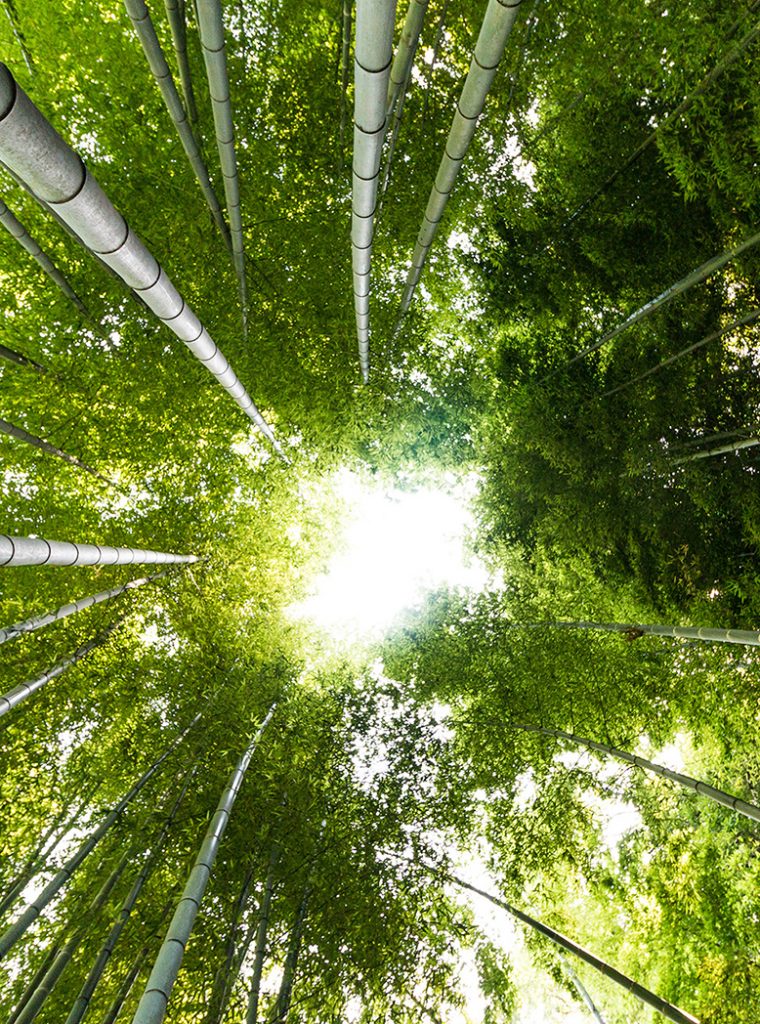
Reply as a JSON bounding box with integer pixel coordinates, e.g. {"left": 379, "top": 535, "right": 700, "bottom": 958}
{"left": 162, "top": 0, "right": 198, "bottom": 122}
{"left": 0, "top": 63, "right": 282, "bottom": 454}
{"left": 131, "top": 704, "right": 277, "bottom": 1024}
{"left": 398, "top": 0, "right": 522, "bottom": 319}
{"left": 0, "top": 534, "right": 196, "bottom": 567}
{"left": 0, "top": 417, "right": 121, "bottom": 491}
{"left": 351, "top": 0, "right": 398, "bottom": 381}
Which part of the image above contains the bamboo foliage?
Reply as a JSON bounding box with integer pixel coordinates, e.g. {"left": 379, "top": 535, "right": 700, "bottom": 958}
{"left": 131, "top": 703, "right": 277, "bottom": 1024}
{"left": 195, "top": 0, "right": 249, "bottom": 325}
{"left": 447, "top": 873, "right": 700, "bottom": 1024}
{"left": 0, "top": 63, "right": 282, "bottom": 453}
{"left": 0, "top": 534, "right": 197, "bottom": 567}
{"left": 122, "top": 0, "right": 230, "bottom": 248}
{"left": 162, "top": 0, "right": 198, "bottom": 123}
{"left": 0, "top": 713, "right": 201, "bottom": 959}
{"left": 0, "top": 614, "right": 125, "bottom": 719}
{"left": 351, "top": 0, "right": 398, "bottom": 381}
{"left": 513, "top": 722, "right": 760, "bottom": 824}
{"left": 398, "top": 0, "right": 522, "bottom": 319}
{"left": 0, "top": 197, "right": 89, "bottom": 316}
{"left": 0, "top": 566, "right": 178, "bottom": 645}
{"left": 0, "top": 416, "right": 122, "bottom": 491}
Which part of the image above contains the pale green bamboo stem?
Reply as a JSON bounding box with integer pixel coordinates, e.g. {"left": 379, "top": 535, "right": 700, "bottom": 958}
{"left": 162, "top": 0, "right": 198, "bottom": 122}
{"left": 0, "top": 566, "right": 176, "bottom": 645}
{"left": 100, "top": 947, "right": 149, "bottom": 1024}
{"left": 245, "top": 843, "right": 280, "bottom": 1024}
{"left": 0, "top": 198, "right": 89, "bottom": 315}
{"left": 0, "top": 615, "right": 125, "bottom": 718}
{"left": 675, "top": 437, "right": 760, "bottom": 462}
{"left": 386, "top": 0, "right": 428, "bottom": 120}
{"left": 123, "top": 0, "right": 231, "bottom": 249}
{"left": 545, "top": 618, "right": 760, "bottom": 648}
{"left": 0, "top": 417, "right": 121, "bottom": 490}
{"left": 131, "top": 704, "right": 276, "bottom": 1023}
{"left": 562, "top": 958, "right": 607, "bottom": 1024}
{"left": 267, "top": 886, "right": 309, "bottom": 1024}
{"left": 0, "top": 713, "right": 200, "bottom": 960}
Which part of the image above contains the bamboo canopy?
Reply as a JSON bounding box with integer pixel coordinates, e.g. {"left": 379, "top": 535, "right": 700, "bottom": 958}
{"left": 0, "top": 534, "right": 196, "bottom": 567}
{"left": 398, "top": 0, "right": 522, "bottom": 319}
{"left": 195, "top": 0, "right": 248, "bottom": 324}
{"left": 0, "top": 196, "right": 89, "bottom": 316}
{"left": 0, "top": 566, "right": 177, "bottom": 644}
{"left": 0, "top": 63, "right": 282, "bottom": 454}
{"left": 132, "top": 703, "right": 276, "bottom": 1023}
{"left": 351, "top": 0, "right": 398, "bottom": 381}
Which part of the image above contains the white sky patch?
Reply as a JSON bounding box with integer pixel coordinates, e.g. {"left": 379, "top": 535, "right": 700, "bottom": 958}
{"left": 288, "top": 472, "right": 490, "bottom": 643}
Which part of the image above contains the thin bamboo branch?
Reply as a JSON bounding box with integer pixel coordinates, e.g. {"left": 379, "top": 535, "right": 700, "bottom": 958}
{"left": 162, "top": 0, "right": 199, "bottom": 122}
{"left": 554, "top": 229, "right": 760, "bottom": 376}
{"left": 602, "top": 307, "right": 760, "bottom": 397}
{"left": 351, "top": 0, "right": 399, "bottom": 381}
{"left": 100, "top": 948, "right": 149, "bottom": 1024}
{"left": 123, "top": 0, "right": 231, "bottom": 248}
{"left": 539, "top": 618, "right": 760, "bottom": 648}
{"left": 0, "top": 566, "right": 177, "bottom": 646}
{"left": 196, "top": 0, "right": 249, "bottom": 330}
{"left": 0, "top": 534, "right": 197, "bottom": 567}
{"left": 561, "top": 958, "right": 607, "bottom": 1024}
{"left": 0, "top": 197, "right": 89, "bottom": 316}
{"left": 0, "top": 341, "right": 47, "bottom": 373}
{"left": 0, "top": 417, "right": 122, "bottom": 491}
{"left": 1, "top": 0, "right": 33, "bottom": 73}
{"left": 0, "top": 63, "right": 283, "bottom": 455}
{"left": 513, "top": 722, "right": 760, "bottom": 824}
{"left": 131, "top": 703, "right": 277, "bottom": 1024}
{"left": 0, "top": 713, "right": 201, "bottom": 960}
{"left": 398, "top": 0, "right": 522, "bottom": 321}
{"left": 268, "top": 886, "right": 310, "bottom": 1024}
{"left": 0, "top": 615, "right": 125, "bottom": 719}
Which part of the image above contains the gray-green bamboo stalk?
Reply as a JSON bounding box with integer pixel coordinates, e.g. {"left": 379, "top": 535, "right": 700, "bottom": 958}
{"left": 245, "top": 843, "right": 280, "bottom": 1024}
{"left": 268, "top": 886, "right": 309, "bottom": 1024}
{"left": 675, "top": 437, "right": 760, "bottom": 462}
{"left": 339, "top": 0, "right": 352, "bottom": 156}
{"left": 0, "top": 782, "right": 102, "bottom": 918}
{"left": 562, "top": 959, "right": 607, "bottom": 1024}
{"left": 101, "top": 947, "right": 149, "bottom": 1024}
{"left": 0, "top": 713, "right": 200, "bottom": 960}
{"left": 7, "top": 944, "right": 61, "bottom": 1024}
{"left": 558, "top": 229, "right": 760, "bottom": 373}
{"left": 352, "top": 0, "right": 398, "bottom": 380}
{"left": 0, "top": 197, "right": 89, "bottom": 315}
{"left": 603, "top": 307, "right": 760, "bottom": 397}
{"left": 0, "top": 615, "right": 125, "bottom": 718}
{"left": 195, "top": 0, "right": 248, "bottom": 327}
{"left": 420, "top": 0, "right": 450, "bottom": 123}
{"left": 398, "top": 0, "right": 522, "bottom": 319}
{"left": 448, "top": 872, "right": 700, "bottom": 1024}
{"left": 0, "top": 566, "right": 177, "bottom": 645}
{"left": 131, "top": 703, "right": 277, "bottom": 1024}
{"left": 0, "top": 340, "right": 47, "bottom": 372}
{"left": 162, "top": 0, "right": 198, "bottom": 122}
{"left": 378, "top": 59, "right": 410, "bottom": 208}
{"left": 386, "top": 0, "right": 427, "bottom": 121}
{"left": 64, "top": 770, "right": 197, "bottom": 1024}
{"left": 514, "top": 721, "right": 760, "bottom": 824}
{"left": 15, "top": 849, "right": 133, "bottom": 1024}
{"left": 0, "top": 533, "right": 197, "bottom": 567}
{"left": 539, "top": 618, "right": 760, "bottom": 648}
{"left": 203, "top": 865, "right": 255, "bottom": 1024}
{"left": 0, "top": 62, "right": 282, "bottom": 453}
{"left": 123, "top": 0, "right": 230, "bottom": 248}
{"left": 0, "top": 416, "right": 120, "bottom": 490}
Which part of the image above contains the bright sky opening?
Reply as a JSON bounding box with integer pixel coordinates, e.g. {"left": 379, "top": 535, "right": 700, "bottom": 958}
{"left": 290, "top": 471, "right": 491, "bottom": 642}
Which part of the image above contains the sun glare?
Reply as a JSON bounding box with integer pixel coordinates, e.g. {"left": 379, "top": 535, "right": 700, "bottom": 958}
{"left": 290, "top": 472, "right": 489, "bottom": 642}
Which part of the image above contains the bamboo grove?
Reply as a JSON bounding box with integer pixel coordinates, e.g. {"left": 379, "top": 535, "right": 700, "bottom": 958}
{"left": 0, "top": 1, "right": 758, "bottom": 1022}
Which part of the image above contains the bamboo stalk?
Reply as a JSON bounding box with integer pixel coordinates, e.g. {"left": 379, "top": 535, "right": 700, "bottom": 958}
{"left": 0, "top": 713, "right": 201, "bottom": 960}
{"left": 0, "top": 615, "right": 125, "bottom": 719}
{"left": 100, "top": 948, "right": 149, "bottom": 1024}
{"left": 123, "top": 0, "right": 230, "bottom": 248}
{"left": 556, "top": 229, "right": 760, "bottom": 374}
{"left": 195, "top": 0, "right": 248, "bottom": 329}
{"left": 64, "top": 770, "right": 197, "bottom": 1024}
{"left": 268, "top": 886, "right": 310, "bottom": 1024}
{"left": 420, "top": 0, "right": 450, "bottom": 124}
{"left": 0, "top": 341, "right": 47, "bottom": 372}
{"left": 514, "top": 721, "right": 760, "bottom": 824}
{"left": 0, "top": 534, "right": 196, "bottom": 567}
{"left": 542, "top": 618, "right": 760, "bottom": 648}
{"left": 339, "top": 0, "right": 352, "bottom": 158}
{"left": 162, "top": 0, "right": 198, "bottom": 123}
{"left": 0, "top": 417, "right": 122, "bottom": 490}
{"left": 386, "top": 0, "right": 428, "bottom": 121}
{"left": 131, "top": 704, "right": 277, "bottom": 1024}
{"left": 0, "top": 197, "right": 89, "bottom": 316}
{"left": 351, "top": 0, "right": 398, "bottom": 381}
{"left": 0, "top": 62, "right": 283, "bottom": 455}
{"left": 398, "top": 0, "right": 522, "bottom": 321}
{"left": 675, "top": 437, "right": 760, "bottom": 462}
{"left": 245, "top": 844, "right": 280, "bottom": 1024}
{"left": 562, "top": 959, "right": 607, "bottom": 1024}
{"left": 448, "top": 873, "right": 700, "bottom": 1024}
{"left": 0, "top": 566, "right": 177, "bottom": 646}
